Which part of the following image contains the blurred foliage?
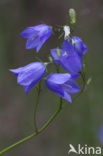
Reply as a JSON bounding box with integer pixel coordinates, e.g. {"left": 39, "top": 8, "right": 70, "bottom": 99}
{"left": 0, "top": 0, "right": 103, "bottom": 156}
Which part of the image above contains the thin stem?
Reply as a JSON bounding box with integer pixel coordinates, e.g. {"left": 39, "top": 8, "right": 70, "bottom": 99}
{"left": 39, "top": 97, "right": 62, "bottom": 133}
{"left": 53, "top": 55, "right": 60, "bottom": 73}
{"left": 34, "top": 81, "right": 41, "bottom": 132}
{"left": 0, "top": 98, "right": 63, "bottom": 155}
{"left": 35, "top": 56, "right": 43, "bottom": 63}
{"left": 0, "top": 133, "right": 37, "bottom": 155}
{"left": 80, "top": 71, "right": 86, "bottom": 92}
{"left": 72, "top": 71, "right": 86, "bottom": 102}
{"left": 58, "top": 32, "right": 64, "bottom": 39}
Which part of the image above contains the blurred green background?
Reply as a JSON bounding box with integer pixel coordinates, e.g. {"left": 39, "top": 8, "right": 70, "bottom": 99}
{"left": 0, "top": 0, "right": 103, "bottom": 155}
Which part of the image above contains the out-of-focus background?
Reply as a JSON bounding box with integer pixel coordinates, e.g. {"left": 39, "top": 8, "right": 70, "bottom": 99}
{"left": 0, "top": 0, "right": 103, "bottom": 155}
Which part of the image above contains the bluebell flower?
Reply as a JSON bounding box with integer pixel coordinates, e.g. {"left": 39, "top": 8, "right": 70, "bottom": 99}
{"left": 10, "top": 62, "right": 46, "bottom": 94}
{"left": 46, "top": 73, "right": 80, "bottom": 103}
{"left": 98, "top": 126, "right": 103, "bottom": 144}
{"left": 20, "top": 24, "right": 52, "bottom": 52}
{"left": 51, "top": 40, "right": 82, "bottom": 73}
{"left": 71, "top": 36, "right": 88, "bottom": 57}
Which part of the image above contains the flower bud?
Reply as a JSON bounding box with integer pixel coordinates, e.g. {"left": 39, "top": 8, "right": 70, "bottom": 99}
{"left": 56, "top": 48, "right": 60, "bottom": 57}
{"left": 48, "top": 56, "right": 53, "bottom": 62}
{"left": 44, "top": 62, "right": 48, "bottom": 67}
{"left": 69, "top": 8, "right": 76, "bottom": 25}
{"left": 87, "top": 77, "right": 92, "bottom": 85}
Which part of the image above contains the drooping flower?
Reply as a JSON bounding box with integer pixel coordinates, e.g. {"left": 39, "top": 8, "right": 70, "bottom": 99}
{"left": 20, "top": 24, "right": 52, "bottom": 52}
{"left": 98, "top": 126, "right": 103, "bottom": 144}
{"left": 71, "top": 36, "right": 88, "bottom": 57}
{"left": 10, "top": 62, "right": 46, "bottom": 94}
{"left": 46, "top": 73, "right": 80, "bottom": 103}
{"left": 51, "top": 40, "right": 82, "bottom": 73}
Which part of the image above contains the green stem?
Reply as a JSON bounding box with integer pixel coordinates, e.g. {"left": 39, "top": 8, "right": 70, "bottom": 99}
{"left": 72, "top": 71, "right": 86, "bottom": 102}
{"left": 0, "top": 98, "right": 63, "bottom": 155}
{"left": 39, "top": 97, "right": 62, "bottom": 133}
{"left": 80, "top": 71, "right": 86, "bottom": 92}
{"left": 34, "top": 81, "right": 41, "bottom": 132}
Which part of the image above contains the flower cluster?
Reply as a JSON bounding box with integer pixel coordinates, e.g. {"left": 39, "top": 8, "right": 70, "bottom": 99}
{"left": 10, "top": 24, "right": 87, "bottom": 103}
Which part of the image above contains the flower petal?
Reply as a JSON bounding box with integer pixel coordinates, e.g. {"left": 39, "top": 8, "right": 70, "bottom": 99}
{"left": 36, "top": 31, "right": 52, "bottom": 52}
{"left": 70, "top": 74, "right": 80, "bottom": 80}
{"left": 46, "top": 77, "right": 64, "bottom": 97}
{"left": 51, "top": 49, "right": 60, "bottom": 63}
{"left": 63, "top": 80, "right": 80, "bottom": 94}
{"left": 47, "top": 73, "right": 72, "bottom": 84}
{"left": 60, "top": 52, "right": 82, "bottom": 73}
{"left": 26, "top": 38, "right": 40, "bottom": 49}
{"left": 36, "top": 35, "right": 50, "bottom": 52}
{"left": 32, "top": 24, "right": 49, "bottom": 31}
{"left": 71, "top": 36, "right": 88, "bottom": 57}
{"left": 63, "top": 92, "right": 72, "bottom": 103}
{"left": 17, "top": 62, "right": 46, "bottom": 86}
{"left": 23, "top": 80, "right": 37, "bottom": 95}
{"left": 62, "top": 39, "right": 75, "bottom": 53}
{"left": 9, "top": 67, "right": 24, "bottom": 76}
{"left": 20, "top": 27, "right": 38, "bottom": 39}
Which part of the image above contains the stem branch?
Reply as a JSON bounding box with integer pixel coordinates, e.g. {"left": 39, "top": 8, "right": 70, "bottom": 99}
{"left": 0, "top": 98, "right": 63, "bottom": 155}
{"left": 73, "top": 71, "right": 86, "bottom": 102}
{"left": 34, "top": 81, "right": 41, "bottom": 132}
